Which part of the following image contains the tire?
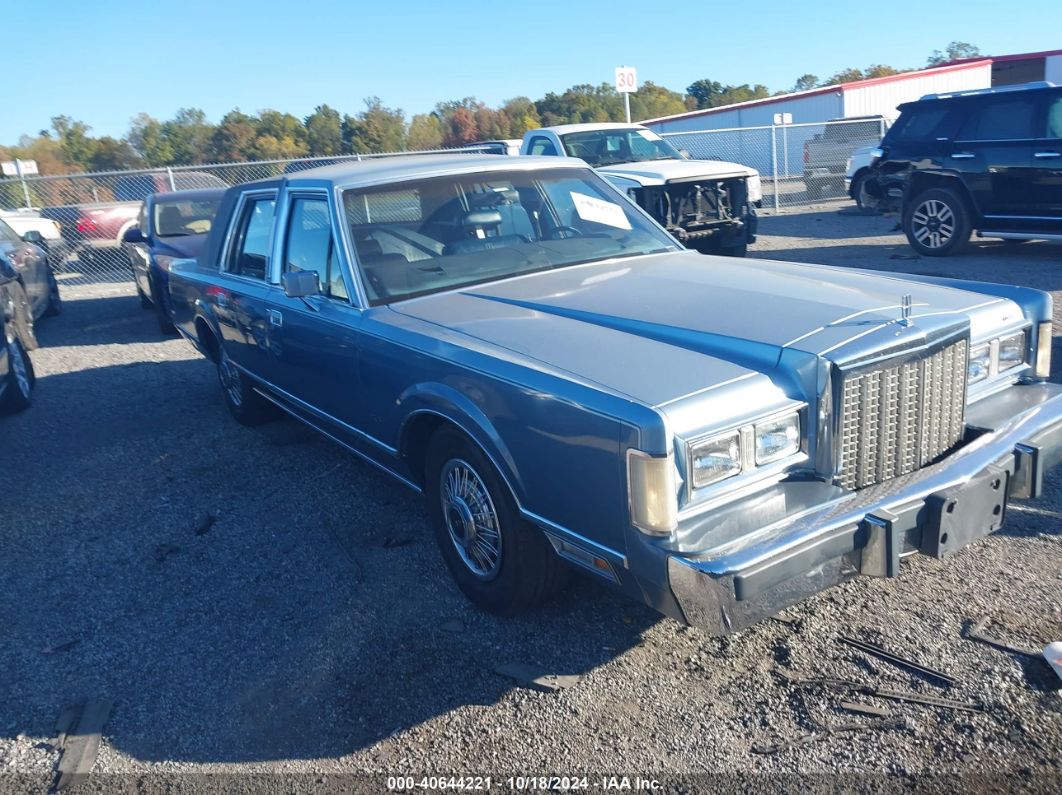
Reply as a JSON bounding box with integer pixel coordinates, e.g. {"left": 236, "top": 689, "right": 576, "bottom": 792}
{"left": 851, "top": 172, "right": 878, "bottom": 214}
{"left": 137, "top": 284, "right": 152, "bottom": 309}
{"left": 1, "top": 336, "right": 34, "bottom": 414}
{"left": 216, "top": 346, "right": 276, "bottom": 426}
{"left": 151, "top": 279, "right": 176, "bottom": 335}
{"left": 903, "top": 187, "right": 972, "bottom": 257}
{"left": 425, "top": 427, "right": 564, "bottom": 615}
{"left": 43, "top": 271, "right": 62, "bottom": 317}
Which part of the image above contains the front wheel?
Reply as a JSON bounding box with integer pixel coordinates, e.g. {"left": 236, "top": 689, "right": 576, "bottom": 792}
{"left": 425, "top": 428, "right": 564, "bottom": 615}
{"left": 1, "top": 336, "right": 34, "bottom": 414}
{"left": 43, "top": 271, "right": 62, "bottom": 317}
{"left": 151, "top": 280, "right": 176, "bottom": 335}
{"left": 903, "top": 187, "right": 972, "bottom": 257}
{"left": 851, "top": 172, "right": 878, "bottom": 213}
{"left": 217, "top": 347, "right": 276, "bottom": 426}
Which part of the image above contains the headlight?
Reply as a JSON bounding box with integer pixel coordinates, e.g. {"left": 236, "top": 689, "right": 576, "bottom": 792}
{"left": 755, "top": 414, "right": 801, "bottom": 464}
{"left": 689, "top": 432, "right": 741, "bottom": 489}
{"left": 968, "top": 343, "right": 990, "bottom": 384}
{"left": 627, "top": 450, "right": 678, "bottom": 536}
{"left": 997, "top": 332, "right": 1025, "bottom": 372}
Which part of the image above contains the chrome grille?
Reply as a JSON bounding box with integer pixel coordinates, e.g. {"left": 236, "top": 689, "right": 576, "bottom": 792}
{"left": 839, "top": 339, "right": 968, "bottom": 490}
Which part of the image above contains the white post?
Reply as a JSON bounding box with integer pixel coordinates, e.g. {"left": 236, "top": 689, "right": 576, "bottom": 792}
{"left": 771, "top": 126, "right": 779, "bottom": 212}
{"left": 623, "top": 92, "right": 631, "bottom": 124}
{"left": 166, "top": 167, "right": 176, "bottom": 191}
{"left": 15, "top": 160, "right": 32, "bottom": 209}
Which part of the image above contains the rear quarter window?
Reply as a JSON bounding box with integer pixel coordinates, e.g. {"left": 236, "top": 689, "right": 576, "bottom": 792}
{"left": 886, "top": 107, "right": 952, "bottom": 143}
{"left": 957, "top": 98, "right": 1037, "bottom": 141}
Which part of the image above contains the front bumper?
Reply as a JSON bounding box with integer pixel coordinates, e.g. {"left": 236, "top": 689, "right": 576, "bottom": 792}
{"left": 666, "top": 382, "right": 1062, "bottom": 634}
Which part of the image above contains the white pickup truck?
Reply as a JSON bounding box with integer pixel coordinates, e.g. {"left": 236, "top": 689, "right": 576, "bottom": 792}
{"left": 521, "top": 123, "right": 759, "bottom": 256}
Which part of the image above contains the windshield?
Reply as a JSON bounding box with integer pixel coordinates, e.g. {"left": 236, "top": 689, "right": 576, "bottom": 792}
{"left": 560, "top": 128, "right": 684, "bottom": 167}
{"left": 343, "top": 167, "right": 679, "bottom": 306}
{"left": 153, "top": 198, "right": 221, "bottom": 237}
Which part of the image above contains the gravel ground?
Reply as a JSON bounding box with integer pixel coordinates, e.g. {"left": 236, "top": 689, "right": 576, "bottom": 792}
{"left": 1, "top": 206, "right": 1060, "bottom": 793}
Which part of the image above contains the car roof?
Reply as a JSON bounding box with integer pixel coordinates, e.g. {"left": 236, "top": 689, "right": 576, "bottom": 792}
{"left": 277, "top": 153, "right": 590, "bottom": 189}
{"left": 151, "top": 187, "right": 227, "bottom": 204}
{"left": 534, "top": 123, "right": 647, "bottom": 136}
{"left": 901, "top": 80, "right": 1059, "bottom": 110}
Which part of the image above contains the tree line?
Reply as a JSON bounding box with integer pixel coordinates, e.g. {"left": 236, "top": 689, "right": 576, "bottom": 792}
{"left": 0, "top": 42, "right": 980, "bottom": 177}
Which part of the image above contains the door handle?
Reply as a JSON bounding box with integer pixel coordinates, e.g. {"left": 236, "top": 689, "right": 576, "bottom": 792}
{"left": 268, "top": 309, "right": 283, "bottom": 328}
{"left": 949, "top": 152, "right": 976, "bottom": 159}
{"left": 1033, "top": 151, "right": 1061, "bottom": 159}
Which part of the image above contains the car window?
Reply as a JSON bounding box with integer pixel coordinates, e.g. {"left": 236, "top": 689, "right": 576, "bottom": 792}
{"left": 890, "top": 107, "right": 950, "bottom": 142}
{"left": 226, "top": 196, "right": 276, "bottom": 279}
{"left": 154, "top": 198, "right": 221, "bottom": 237}
{"left": 0, "top": 218, "right": 21, "bottom": 244}
{"left": 1045, "top": 97, "right": 1062, "bottom": 139}
{"left": 526, "top": 136, "right": 558, "bottom": 156}
{"left": 283, "top": 197, "right": 347, "bottom": 300}
{"left": 957, "top": 99, "right": 1036, "bottom": 141}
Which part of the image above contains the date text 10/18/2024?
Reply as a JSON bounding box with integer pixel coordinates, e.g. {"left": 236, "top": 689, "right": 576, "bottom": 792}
{"left": 386, "top": 776, "right": 663, "bottom": 791}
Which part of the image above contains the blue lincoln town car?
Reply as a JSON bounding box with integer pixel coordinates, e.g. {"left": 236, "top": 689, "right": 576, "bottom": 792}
{"left": 168, "top": 154, "right": 1062, "bottom": 634}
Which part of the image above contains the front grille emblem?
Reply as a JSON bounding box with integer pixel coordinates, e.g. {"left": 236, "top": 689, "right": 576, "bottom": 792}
{"left": 900, "top": 294, "right": 913, "bottom": 326}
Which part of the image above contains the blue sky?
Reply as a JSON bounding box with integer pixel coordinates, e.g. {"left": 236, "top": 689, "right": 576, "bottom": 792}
{"left": 4, "top": 0, "right": 1060, "bottom": 143}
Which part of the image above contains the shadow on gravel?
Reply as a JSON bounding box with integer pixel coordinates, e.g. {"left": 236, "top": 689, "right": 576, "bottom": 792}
{"left": 34, "top": 293, "right": 177, "bottom": 349}
{"left": 2, "top": 335, "right": 660, "bottom": 765}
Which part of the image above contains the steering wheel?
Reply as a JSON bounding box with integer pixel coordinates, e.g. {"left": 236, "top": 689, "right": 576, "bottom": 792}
{"left": 548, "top": 226, "right": 583, "bottom": 240}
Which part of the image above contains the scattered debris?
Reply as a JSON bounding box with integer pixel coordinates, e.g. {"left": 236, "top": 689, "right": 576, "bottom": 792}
{"left": 839, "top": 635, "right": 956, "bottom": 687}
{"left": 153, "top": 543, "right": 181, "bottom": 563}
{"left": 1045, "top": 642, "right": 1062, "bottom": 681}
{"left": 41, "top": 639, "right": 80, "bottom": 655}
{"left": 966, "top": 615, "right": 1041, "bottom": 658}
{"left": 381, "top": 535, "right": 415, "bottom": 549}
{"left": 753, "top": 717, "right": 906, "bottom": 755}
{"left": 839, "top": 700, "right": 890, "bottom": 718}
{"left": 439, "top": 619, "right": 464, "bottom": 634}
{"left": 54, "top": 698, "right": 112, "bottom": 791}
{"left": 781, "top": 673, "right": 983, "bottom": 713}
{"left": 194, "top": 513, "right": 216, "bottom": 536}
{"left": 495, "top": 663, "right": 580, "bottom": 693}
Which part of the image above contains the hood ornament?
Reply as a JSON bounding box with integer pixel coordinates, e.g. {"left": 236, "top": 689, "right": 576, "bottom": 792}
{"left": 900, "top": 294, "right": 913, "bottom": 327}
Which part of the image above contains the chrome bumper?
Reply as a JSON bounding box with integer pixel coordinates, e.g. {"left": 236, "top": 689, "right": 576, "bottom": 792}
{"left": 667, "top": 382, "right": 1062, "bottom": 635}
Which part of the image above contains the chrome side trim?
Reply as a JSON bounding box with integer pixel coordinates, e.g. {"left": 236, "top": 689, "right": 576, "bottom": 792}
{"left": 251, "top": 386, "right": 422, "bottom": 494}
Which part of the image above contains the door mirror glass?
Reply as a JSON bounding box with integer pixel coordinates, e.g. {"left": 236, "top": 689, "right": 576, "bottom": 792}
{"left": 123, "top": 226, "right": 144, "bottom": 244}
{"left": 282, "top": 270, "right": 320, "bottom": 298}
{"left": 21, "top": 229, "right": 44, "bottom": 245}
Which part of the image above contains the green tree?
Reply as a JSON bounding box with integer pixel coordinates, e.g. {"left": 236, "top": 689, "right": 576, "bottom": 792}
{"left": 88, "top": 136, "right": 142, "bottom": 171}
{"left": 407, "top": 113, "right": 444, "bottom": 150}
{"left": 210, "top": 109, "right": 258, "bottom": 162}
{"left": 161, "top": 108, "right": 214, "bottom": 164}
{"left": 128, "top": 113, "right": 174, "bottom": 166}
{"left": 347, "top": 97, "right": 407, "bottom": 154}
{"left": 50, "top": 116, "right": 96, "bottom": 168}
{"left": 304, "top": 104, "right": 343, "bottom": 156}
{"left": 629, "top": 81, "right": 688, "bottom": 121}
{"left": 927, "top": 41, "right": 982, "bottom": 66}
{"left": 864, "top": 64, "right": 901, "bottom": 79}
{"left": 824, "top": 68, "right": 865, "bottom": 86}
{"left": 500, "top": 97, "right": 540, "bottom": 137}
{"left": 791, "top": 74, "right": 819, "bottom": 92}
{"left": 253, "top": 110, "right": 308, "bottom": 160}
{"left": 686, "top": 79, "right": 725, "bottom": 110}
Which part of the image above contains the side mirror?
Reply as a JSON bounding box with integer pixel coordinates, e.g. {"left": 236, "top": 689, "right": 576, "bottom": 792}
{"left": 282, "top": 270, "right": 320, "bottom": 298}
{"left": 123, "top": 226, "right": 144, "bottom": 244}
{"left": 678, "top": 149, "right": 691, "bottom": 160}
{"left": 21, "top": 229, "right": 44, "bottom": 245}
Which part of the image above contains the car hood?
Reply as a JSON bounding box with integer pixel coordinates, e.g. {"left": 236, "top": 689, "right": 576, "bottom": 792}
{"left": 154, "top": 233, "right": 209, "bottom": 259}
{"left": 597, "top": 158, "right": 756, "bottom": 186}
{"left": 389, "top": 251, "right": 1016, "bottom": 409}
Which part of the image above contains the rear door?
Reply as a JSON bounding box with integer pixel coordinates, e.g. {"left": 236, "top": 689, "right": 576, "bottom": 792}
{"left": 0, "top": 218, "right": 47, "bottom": 314}
{"left": 129, "top": 201, "right": 152, "bottom": 297}
{"left": 951, "top": 95, "right": 1039, "bottom": 219}
{"left": 211, "top": 190, "right": 278, "bottom": 380}
{"left": 1029, "top": 90, "right": 1062, "bottom": 223}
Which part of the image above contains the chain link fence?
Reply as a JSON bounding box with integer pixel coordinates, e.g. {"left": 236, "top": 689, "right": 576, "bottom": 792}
{"left": 0, "top": 122, "right": 887, "bottom": 285}
{"left": 0, "top": 150, "right": 483, "bottom": 285}
{"left": 661, "top": 117, "right": 888, "bottom": 211}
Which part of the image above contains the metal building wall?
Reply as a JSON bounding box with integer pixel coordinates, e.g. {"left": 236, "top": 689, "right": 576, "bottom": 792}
{"left": 1046, "top": 55, "right": 1062, "bottom": 84}
{"left": 645, "top": 91, "right": 843, "bottom": 133}
{"left": 842, "top": 63, "right": 992, "bottom": 120}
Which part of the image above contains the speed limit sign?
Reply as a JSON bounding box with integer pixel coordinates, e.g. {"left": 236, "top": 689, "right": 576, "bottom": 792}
{"left": 615, "top": 66, "right": 637, "bottom": 93}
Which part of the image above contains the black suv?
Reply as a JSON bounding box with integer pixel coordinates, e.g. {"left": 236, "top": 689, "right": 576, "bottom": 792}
{"left": 868, "top": 82, "right": 1062, "bottom": 256}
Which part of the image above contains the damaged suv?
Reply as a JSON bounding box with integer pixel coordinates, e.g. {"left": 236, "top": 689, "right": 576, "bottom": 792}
{"left": 522, "top": 123, "right": 759, "bottom": 256}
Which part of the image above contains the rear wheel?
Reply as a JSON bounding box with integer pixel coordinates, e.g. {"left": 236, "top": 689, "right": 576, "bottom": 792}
{"left": 43, "top": 271, "right": 62, "bottom": 317}
{"left": 217, "top": 347, "right": 275, "bottom": 426}
{"left": 151, "top": 279, "right": 176, "bottom": 334}
{"left": 1, "top": 336, "right": 34, "bottom": 414}
{"left": 903, "top": 187, "right": 972, "bottom": 257}
{"left": 425, "top": 428, "right": 564, "bottom": 615}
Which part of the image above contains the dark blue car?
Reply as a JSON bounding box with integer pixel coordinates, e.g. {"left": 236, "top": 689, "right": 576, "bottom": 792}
{"left": 124, "top": 188, "right": 224, "bottom": 333}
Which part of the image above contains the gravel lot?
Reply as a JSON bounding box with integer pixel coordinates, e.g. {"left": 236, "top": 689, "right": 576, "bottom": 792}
{"left": 2, "top": 205, "right": 1060, "bottom": 792}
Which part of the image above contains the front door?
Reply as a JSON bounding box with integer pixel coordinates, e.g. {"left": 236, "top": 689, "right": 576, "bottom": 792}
{"left": 261, "top": 192, "right": 365, "bottom": 434}
{"left": 1028, "top": 91, "right": 1062, "bottom": 224}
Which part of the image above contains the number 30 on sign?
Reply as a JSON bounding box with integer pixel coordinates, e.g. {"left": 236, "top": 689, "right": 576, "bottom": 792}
{"left": 615, "top": 67, "right": 637, "bottom": 93}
